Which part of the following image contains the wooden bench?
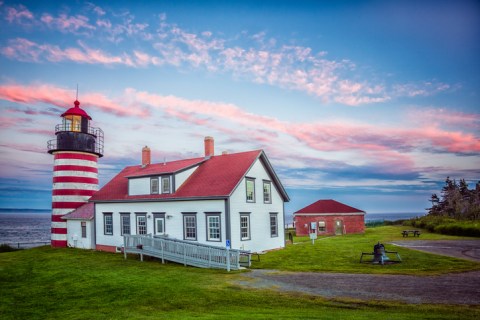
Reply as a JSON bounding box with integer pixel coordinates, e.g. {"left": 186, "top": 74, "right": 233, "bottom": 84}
{"left": 402, "top": 230, "right": 421, "bottom": 237}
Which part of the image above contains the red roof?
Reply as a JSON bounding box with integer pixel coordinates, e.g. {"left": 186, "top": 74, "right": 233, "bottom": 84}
{"left": 295, "top": 199, "right": 365, "bottom": 214}
{"left": 62, "top": 202, "right": 94, "bottom": 220}
{"left": 61, "top": 100, "right": 92, "bottom": 120}
{"left": 90, "top": 150, "right": 289, "bottom": 202}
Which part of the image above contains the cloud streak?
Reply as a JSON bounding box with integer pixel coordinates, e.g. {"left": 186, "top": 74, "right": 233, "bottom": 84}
{"left": 1, "top": 2, "right": 455, "bottom": 106}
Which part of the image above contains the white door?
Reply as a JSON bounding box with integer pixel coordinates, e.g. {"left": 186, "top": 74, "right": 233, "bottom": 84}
{"left": 154, "top": 217, "right": 165, "bottom": 236}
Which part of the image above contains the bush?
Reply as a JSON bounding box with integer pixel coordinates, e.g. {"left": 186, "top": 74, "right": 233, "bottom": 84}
{"left": 0, "top": 243, "right": 19, "bottom": 253}
{"left": 405, "top": 216, "right": 480, "bottom": 237}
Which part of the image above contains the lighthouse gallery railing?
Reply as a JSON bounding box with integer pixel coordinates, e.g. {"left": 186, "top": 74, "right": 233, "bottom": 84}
{"left": 123, "top": 235, "right": 248, "bottom": 271}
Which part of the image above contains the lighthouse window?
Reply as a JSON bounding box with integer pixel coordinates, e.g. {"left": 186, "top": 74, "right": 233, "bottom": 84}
{"left": 150, "top": 178, "right": 159, "bottom": 194}
{"left": 162, "top": 177, "right": 170, "bottom": 194}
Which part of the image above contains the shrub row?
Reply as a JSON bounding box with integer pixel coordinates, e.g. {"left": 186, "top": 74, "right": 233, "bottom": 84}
{"left": 404, "top": 217, "right": 480, "bottom": 237}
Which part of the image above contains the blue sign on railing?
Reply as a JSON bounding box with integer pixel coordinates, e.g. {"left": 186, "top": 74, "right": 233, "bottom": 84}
{"left": 226, "top": 239, "right": 231, "bottom": 249}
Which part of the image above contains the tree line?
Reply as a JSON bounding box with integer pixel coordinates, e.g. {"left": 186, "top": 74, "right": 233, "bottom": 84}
{"left": 428, "top": 177, "right": 480, "bottom": 220}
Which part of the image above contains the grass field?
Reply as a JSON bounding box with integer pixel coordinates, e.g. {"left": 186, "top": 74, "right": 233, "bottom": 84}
{"left": 1, "top": 226, "right": 479, "bottom": 319}
{"left": 254, "top": 225, "right": 480, "bottom": 274}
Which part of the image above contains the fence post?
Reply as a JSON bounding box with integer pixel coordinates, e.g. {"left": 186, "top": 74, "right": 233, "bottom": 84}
{"left": 123, "top": 236, "right": 127, "bottom": 260}
{"left": 226, "top": 248, "right": 230, "bottom": 272}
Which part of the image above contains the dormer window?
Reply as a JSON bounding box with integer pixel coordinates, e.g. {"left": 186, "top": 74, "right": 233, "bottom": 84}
{"left": 151, "top": 177, "right": 159, "bottom": 194}
{"left": 162, "top": 176, "right": 170, "bottom": 194}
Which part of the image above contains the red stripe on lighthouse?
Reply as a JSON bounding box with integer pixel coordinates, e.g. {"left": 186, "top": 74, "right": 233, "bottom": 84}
{"left": 52, "top": 202, "right": 88, "bottom": 209}
{"left": 51, "top": 240, "right": 67, "bottom": 247}
{"left": 54, "top": 165, "right": 98, "bottom": 173}
{"left": 54, "top": 153, "right": 98, "bottom": 162}
{"left": 51, "top": 227, "right": 68, "bottom": 234}
{"left": 52, "top": 189, "right": 96, "bottom": 196}
{"left": 51, "top": 215, "right": 65, "bottom": 222}
{"left": 53, "top": 176, "right": 98, "bottom": 184}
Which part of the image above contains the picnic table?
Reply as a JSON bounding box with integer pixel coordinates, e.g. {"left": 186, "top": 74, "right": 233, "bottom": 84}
{"left": 402, "top": 230, "right": 421, "bottom": 237}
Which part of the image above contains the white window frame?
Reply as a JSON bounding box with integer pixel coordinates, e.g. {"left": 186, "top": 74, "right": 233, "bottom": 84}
{"left": 151, "top": 177, "right": 159, "bottom": 194}
{"left": 270, "top": 213, "right": 278, "bottom": 237}
{"left": 103, "top": 213, "right": 113, "bottom": 235}
{"left": 120, "top": 213, "right": 131, "bottom": 235}
{"left": 81, "top": 221, "right": 87, "bottom": 238}
{"left": 154, "top": 217, "right": 165, "bottom": 236}
{"left": 263, "top": 180, "right": 272, "bottom": 203}
{"left": 161, "top": 176, "right": 170, "bottom": 194}
{"left": 206, "top": 214, "right": 221, "bottom": 242}
{"left": 136, "top": 214, "right": 147, "bottom": 235}
{"left": 183, "top": 214, "right": 197, "bottom": 241}
{"left": 245, "top": 178, "right": 255, "bottom": 203}
{"left": 240, "top": 214, "right": 250, "bottom": 241}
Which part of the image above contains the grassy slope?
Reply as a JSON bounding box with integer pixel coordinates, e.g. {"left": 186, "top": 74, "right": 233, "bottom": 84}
{"left": 0, "top": 227, "right": 479, "bottom": 319}
{"left": 256, "top": 226, "right": 480, "bottom": 274}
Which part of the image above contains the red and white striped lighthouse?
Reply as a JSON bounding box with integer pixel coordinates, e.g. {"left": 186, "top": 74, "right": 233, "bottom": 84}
{"left": 47, "top": 100, "right": 104, "bottom": 247}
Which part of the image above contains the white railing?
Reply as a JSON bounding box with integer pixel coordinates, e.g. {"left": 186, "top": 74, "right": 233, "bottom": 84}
{"left": 123, "top": 235, "right": 250, "bottom": 271}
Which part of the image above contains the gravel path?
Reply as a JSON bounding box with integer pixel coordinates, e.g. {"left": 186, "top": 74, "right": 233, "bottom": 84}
{"left": 235, "top": 240, "right": 480, "bottom": 305}
{"left": 236, "top": 269, "right": 480, "bottom": 305}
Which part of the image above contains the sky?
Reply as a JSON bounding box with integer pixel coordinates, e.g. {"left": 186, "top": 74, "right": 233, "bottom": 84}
{"left": 0, "top": 0, "right": 479, "bottom": 217}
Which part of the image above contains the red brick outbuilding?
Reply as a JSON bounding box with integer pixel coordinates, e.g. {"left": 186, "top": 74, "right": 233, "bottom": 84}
{"left": 294, "top": 199, "right": 365, "bottom": 236}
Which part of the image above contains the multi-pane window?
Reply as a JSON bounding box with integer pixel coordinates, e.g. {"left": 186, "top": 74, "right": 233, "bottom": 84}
{"left": 183, "top": 215, "right": 197, "bottom": 240}
{"left": 81, "top": 221, "right": 87, "bottom": 238}
{"left": 207, "top": 215, "right": 221, "bottom": 241}
{"left": 136, "top": 215, "right": 147, "bottom": 235}
{"left": 270, "top": 213, "right": 278, "bottom": 237}
{"left": 121, "top": 214, "right": 131, "bottom": 235}
{"left": 151, "top": 177, "right": 159, "bottom": 194}
{"left": 162, "top": 177, "right": 170, "bottom": 194}
{"left": 104, "top": 213, "right": 113, "bottom": 235}
{"left": 263, "top": 181, "right": 272, "bottom": 203}
{"left": 246, "top": 178, "right": 255, "bottom": 202}
{"left": 240, "top": 214, "right": 250, "bottom": 240}
{"left": 318, "top": 221, "right": 326, "bottom": 232}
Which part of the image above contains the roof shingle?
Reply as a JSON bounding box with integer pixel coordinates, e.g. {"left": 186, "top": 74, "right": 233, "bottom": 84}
{"left": 295, "top": 199, "right": 365, "bottom": 214}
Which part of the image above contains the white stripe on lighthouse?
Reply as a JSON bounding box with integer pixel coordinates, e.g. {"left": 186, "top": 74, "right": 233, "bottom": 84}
{"left": 54, "top": 159, "right": 98, "bottom": 167}
{"left": 52, "top": 195, "right": 92, "bottom": 203}
{"left": 52, "top": 183, "right": 99, "bottom": 191}
{"left": 51, "top": 221, "right": 67, "bottom": 229}
{"left": 51, "top": 233, "right": 68, "bottom": 241}
{"left": 53, "top": 171, "right": 98, "bottom": 179}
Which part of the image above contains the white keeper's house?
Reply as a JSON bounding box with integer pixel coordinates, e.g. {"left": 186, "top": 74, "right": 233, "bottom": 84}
{"left": 76, "top": 138, "right": 289, "bottom": 253}
{"left": 48, "top": 101, "right": 289, "bottom": 254}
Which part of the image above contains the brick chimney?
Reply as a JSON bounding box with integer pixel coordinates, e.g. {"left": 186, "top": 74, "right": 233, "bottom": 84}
{"left": 204, "top": 136, "right": 214, "bottom": 158}
{"left": 142, "top": 146, "right": 151, "bottom": 166}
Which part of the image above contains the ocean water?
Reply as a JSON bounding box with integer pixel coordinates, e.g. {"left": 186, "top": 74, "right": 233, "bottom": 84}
{"left": 0, "top": 210, "right": 51, "bottom": 247}
{"left": 364, "top": 212, "right": 425, "bottom": 222}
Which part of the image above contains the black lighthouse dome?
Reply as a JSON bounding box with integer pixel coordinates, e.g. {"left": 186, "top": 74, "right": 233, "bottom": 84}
{"left": 47, "top": 100, "right": 104, "bottom": 157}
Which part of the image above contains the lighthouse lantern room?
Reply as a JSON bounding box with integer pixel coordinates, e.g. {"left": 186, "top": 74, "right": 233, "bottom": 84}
{"left": 47, "top": 100, "right": 104, "bottom": 247}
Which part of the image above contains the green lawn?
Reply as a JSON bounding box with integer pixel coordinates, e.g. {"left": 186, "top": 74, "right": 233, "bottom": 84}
{"left": 256, "top": 226, "right": 480, "bottom": 274}
{"left": 1, "top": 246, "right": 479, "bottom": 319}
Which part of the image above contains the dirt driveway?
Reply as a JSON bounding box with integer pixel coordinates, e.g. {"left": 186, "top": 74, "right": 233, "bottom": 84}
{"left": 235, "top": 240, "right": 480, "bottom": 305}
{"left": 390, "top": 239, "right": 480, "bottom": 262}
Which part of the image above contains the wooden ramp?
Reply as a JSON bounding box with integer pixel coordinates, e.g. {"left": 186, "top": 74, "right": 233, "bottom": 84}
{"left": 123, "top": 235, "right": 250, "bottom": 271}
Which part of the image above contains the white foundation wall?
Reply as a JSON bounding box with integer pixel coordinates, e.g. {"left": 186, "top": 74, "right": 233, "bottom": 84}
{"left": 95, "top": 200, "right": 226, "bottom": 249}
{"left": 229, "top": 158, "right": 285, "bottom": 252}
{"left": 66, "top": 220, "right": 95, "bottom": 249}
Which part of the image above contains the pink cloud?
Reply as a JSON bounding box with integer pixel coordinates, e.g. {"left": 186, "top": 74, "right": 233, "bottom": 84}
{"left": 5, "top": 4, "right": 33, "bottom": 24}
{"left": 1, "top": 38, "right": 135, "bottom": 66}
{"left": 0, "top": 84, "right": 149, "bottom": 118}
{"left": 40, "top": 13, "right": 95, "bottom": 34}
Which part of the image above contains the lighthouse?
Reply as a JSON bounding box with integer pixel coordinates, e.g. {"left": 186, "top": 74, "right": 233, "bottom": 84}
{"left": 47, "top": 100, "right": 104, "bottom": 247}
